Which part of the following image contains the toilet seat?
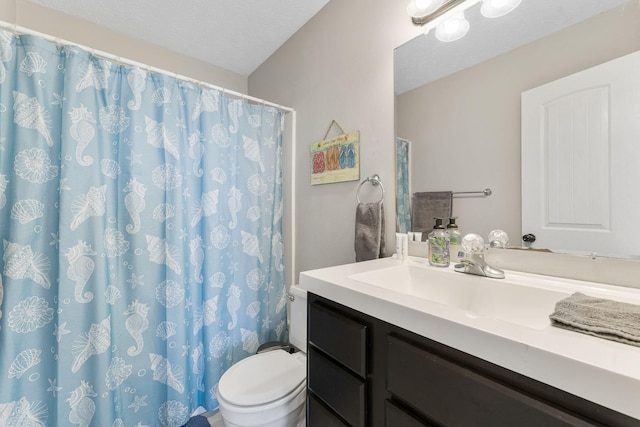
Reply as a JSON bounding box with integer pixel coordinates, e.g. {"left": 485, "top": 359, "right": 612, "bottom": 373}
{"left": 218, "top": 349, "right": 306, "bottom": 407}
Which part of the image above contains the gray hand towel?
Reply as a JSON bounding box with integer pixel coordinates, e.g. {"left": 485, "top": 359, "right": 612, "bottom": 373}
{"left": 411, "top": 191, "right": 453, "bottom": 237}
{"left": 355, "top": 201, "right": 385, "bottom": 262}
{"left": 549, "top": 292, "right": 640, "bottom": 347}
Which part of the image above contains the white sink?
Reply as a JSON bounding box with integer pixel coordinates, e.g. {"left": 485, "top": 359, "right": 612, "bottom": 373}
{"left": 348, "top": 263, "right": 570, "bottom": 330}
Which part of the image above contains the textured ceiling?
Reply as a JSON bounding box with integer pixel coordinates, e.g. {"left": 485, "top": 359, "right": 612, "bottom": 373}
{"left": 395, "top": 0, "right": 632, "bottom": 94}
{"left": 25, "top": 0, "right": 330, "bottom": 76}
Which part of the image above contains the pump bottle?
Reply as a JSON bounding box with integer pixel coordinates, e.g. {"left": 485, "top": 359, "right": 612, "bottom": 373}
{"left": 447, "top": 217, "right": 461, "bottom": 245}
{"left": 428, "top": 217, "right": 450, "bottom": 267}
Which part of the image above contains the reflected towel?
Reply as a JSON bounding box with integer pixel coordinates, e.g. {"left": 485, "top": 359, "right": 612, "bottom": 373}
{"left": 411, "top": 191, "right": 452, "bottom": 238}
{"left": 549, "top": 292, "right": 640, "bottom": 347}
{"left": 355, "top": 201, "right": 385, "bottom": 262}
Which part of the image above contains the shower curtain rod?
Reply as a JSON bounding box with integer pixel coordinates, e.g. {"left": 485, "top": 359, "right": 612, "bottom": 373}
{"left": 0, "top": 19, "right": 299, "bottom": 288}
{"left": 0, "top": 20, "right": 294, "bottom": 113}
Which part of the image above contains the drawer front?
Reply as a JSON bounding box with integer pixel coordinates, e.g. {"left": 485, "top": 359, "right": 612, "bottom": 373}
{"left": 308, "top": 300, "right": 367, "bottom": 377}
{"left": 386, "top": 334, "right": 596, "bottom": 427}
{"left": 308, "top": 392, "right": 350, "bottom": 427}
{"left": 385, "top": 400, "right": 434, "bottom": 427}
{"left": 308, "top": 346, "right": 366, "bottom": 427}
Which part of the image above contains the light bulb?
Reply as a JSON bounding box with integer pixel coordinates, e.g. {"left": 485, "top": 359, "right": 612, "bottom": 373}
{"left": 435, "top": 12, "right": 470, "bottom": 42}
{"left": 407, "top": 0, "right": 444, "bottom": 18}
{"left": 481, "top": 0, "right": 521, "bottom": 18}
{"left": 442, "top": 19, "right": 461, "bottom": 34}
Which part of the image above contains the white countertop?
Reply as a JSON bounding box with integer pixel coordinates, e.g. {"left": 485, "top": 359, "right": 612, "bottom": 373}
{"left": 298, "top": 257, "right": 640, "bottom": 420}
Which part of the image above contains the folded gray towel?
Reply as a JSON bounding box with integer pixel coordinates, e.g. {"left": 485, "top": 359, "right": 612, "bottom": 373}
{"left": 549, "top": 292, "right": 640, "bottom": 347}
{"left": 355, "top": 201, "right": 385, "bottom": 262}
{"left": 411, "top": 191, "right": 452, "bottom": 238}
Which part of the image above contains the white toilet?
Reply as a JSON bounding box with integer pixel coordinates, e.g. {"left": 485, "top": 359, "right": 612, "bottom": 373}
{"left": 217, "top": 285, "right": 307, "bottom": 427}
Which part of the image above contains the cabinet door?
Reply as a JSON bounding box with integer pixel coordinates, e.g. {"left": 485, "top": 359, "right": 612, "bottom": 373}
{"left": 386, "top": 334, "right": 596, "bottom": 427}
{"left": 385, "top": 400, "right": 435, "bottom": 427}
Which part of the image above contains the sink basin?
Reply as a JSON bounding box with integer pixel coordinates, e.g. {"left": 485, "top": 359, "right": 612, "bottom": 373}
{"left": 348, "top": 263, "right": 570, "bottom": 330}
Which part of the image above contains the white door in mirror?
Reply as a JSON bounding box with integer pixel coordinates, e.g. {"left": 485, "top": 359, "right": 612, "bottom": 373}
{"left": 521, "top": 50, "right": 640, "bottom": 258}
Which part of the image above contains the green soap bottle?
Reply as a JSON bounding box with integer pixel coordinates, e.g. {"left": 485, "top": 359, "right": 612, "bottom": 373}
{"left": 447, "top": 217, "right": 461, "bottom": 245}
{"left": 428, "top": 217, "right": 450, "bottom": 267}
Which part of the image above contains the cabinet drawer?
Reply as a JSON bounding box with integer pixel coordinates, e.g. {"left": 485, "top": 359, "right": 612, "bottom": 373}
{"left": 308, "top": 301, "right": 367, "bottom": 377}
{"left": 308, "top": 392, "right": 350, "bottom": 427}
{"left": 308, "top": 346, "right": 366, "bottom": 427}
{"left": 385, "top": 400, "right": 434, "bottom": 427}
{"left": 386, "top": 334, "right": 596, "bottom": 427}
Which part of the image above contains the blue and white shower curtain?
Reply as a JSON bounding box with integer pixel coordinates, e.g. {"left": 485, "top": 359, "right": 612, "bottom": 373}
{"left": 396, "top": 138, "right": 411, "bottom": 233}
{"left": 0, "top": 29, "right": 287, "bottom": 427}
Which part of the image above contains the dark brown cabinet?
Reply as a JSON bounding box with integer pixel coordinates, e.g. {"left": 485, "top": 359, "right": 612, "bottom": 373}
{"left": 307, "top": 298, "right": 368, "bottom": 426}
{"left": 306, "top": 292, "right": 640, "bottom": 427}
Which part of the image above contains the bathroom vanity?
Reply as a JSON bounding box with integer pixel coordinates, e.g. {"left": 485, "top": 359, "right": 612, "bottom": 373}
{"left": 300, "top": 258, "right": 640, "bottom": 427}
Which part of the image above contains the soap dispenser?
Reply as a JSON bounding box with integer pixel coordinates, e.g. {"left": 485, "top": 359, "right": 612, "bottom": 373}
{"left": 447, "top": 217, "right": 461, "bottom": 262}
{"left": 428, "top": 217, "right": 450, "bottom": 267}
{"left": 446, "top": 217, "right": 461, "bottom": 245}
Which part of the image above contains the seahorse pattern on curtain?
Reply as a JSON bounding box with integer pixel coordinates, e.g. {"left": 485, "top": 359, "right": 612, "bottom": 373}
{"left": 396, "top": 137, "right": 411, "bottom": 233}
{"left": 0, "top": 30, "right": 287, "bottom": 427}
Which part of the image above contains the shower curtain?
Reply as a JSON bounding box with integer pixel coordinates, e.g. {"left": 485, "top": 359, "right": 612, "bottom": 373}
{"left": 0, "top": 30, "right": 287, "bottom": 427}
{"left": 396, "top": 137, "right": 411, "bottom": 233}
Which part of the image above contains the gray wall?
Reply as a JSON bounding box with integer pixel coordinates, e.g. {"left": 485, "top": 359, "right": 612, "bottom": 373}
{"left": 397, "top": 4, "right": 640, "bottom": 245}
{"left": 249, "top": 0, "right": 418, "bottom": 281}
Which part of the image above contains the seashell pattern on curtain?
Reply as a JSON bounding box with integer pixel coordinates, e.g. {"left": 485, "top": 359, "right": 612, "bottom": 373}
{"left": 396, "top": 137, "right": 411, "bottom": 233}
{"left": 0, "top": 30, "right": 286, "bottom": 427}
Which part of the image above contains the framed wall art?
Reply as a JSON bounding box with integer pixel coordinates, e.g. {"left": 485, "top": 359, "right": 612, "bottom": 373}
{"left": 311, "top": 121, "right": 360, "bottom": 185}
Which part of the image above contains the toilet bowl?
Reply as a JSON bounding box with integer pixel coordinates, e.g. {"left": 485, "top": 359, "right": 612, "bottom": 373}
{"left": 217, "top": 286, "right": 307, "bottom": 427}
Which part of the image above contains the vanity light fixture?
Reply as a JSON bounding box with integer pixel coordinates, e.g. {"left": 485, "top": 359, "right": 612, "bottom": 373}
{"left": 407, "top": 0, "right": 522, "bottom": 42}
{"left": 435, "top": 11, "right": 470, "bottom": 42}
{"left": 406, "top": 0, "right": 445, "bottom": 18}
{"left": 480, "top": 0, "right": 522, "bottom": 18}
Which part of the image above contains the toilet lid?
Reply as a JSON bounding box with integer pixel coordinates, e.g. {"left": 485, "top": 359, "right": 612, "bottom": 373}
{"left": 218, "top": 350, "right": 306, "bottom": 407}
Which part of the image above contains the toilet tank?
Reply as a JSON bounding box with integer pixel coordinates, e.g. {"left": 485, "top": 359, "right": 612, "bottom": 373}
{"left": 288, "top": 285, "right": 307, "bottom": 353}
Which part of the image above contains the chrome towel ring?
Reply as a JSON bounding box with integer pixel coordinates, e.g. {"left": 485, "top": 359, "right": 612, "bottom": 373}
{"left": 356, "top": 174, "right": 384, "bottom": 204}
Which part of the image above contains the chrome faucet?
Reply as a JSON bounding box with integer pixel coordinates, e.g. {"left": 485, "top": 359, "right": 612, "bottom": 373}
{"left": 454, "top": 233, "right": 505, "bottom": 279}
{"left": 455, "top": 251, "right": 505, "bottom": 279}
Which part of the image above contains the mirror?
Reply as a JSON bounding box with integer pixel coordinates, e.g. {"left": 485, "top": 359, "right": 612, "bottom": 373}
{"left": 394, "top": 0, "right": 640, "bottom": 258}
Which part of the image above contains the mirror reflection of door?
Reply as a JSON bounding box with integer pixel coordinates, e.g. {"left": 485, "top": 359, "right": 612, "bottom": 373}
{"left": 521, "top": 50, "right": 640, "bottom": 258}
